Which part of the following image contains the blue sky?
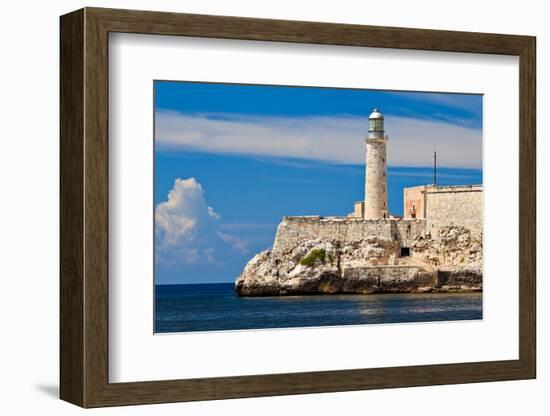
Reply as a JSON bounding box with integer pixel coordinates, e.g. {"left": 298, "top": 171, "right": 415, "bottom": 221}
{"left": 154, "top": 81, "right": 482, "bottom": 284}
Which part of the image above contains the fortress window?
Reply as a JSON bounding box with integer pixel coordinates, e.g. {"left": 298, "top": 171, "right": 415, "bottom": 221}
{"left": 400, "top": 247, "right": 410, "bottom": 257}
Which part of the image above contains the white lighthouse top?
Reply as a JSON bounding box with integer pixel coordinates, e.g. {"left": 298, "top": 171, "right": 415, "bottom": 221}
{"left": 368, "top": 107, "right": 385, "bottom": 139}
{"left": 369, "top": 108, "right": 384, "bottom": 120}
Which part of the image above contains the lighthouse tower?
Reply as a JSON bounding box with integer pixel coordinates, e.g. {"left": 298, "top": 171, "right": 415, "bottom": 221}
{"left": 364, "top": 108, "right": 388, "bottom": 219}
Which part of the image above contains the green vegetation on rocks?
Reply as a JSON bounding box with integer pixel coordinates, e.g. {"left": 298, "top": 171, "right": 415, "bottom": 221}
{"left": 299, "top": 248, "right": 326, "bottom": 267}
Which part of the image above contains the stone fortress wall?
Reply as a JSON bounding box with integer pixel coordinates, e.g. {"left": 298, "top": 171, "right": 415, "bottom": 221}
{"left": 404, "top": 185, "right": 483, "bottom": 236}
{"left": 273, "top": 216, "right": 427, "bottom": 253}
{"left": 272, "top": 184, "right": 482, "bottom": 254}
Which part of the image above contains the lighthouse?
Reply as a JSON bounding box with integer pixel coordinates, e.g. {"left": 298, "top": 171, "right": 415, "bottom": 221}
{"left": 364, "top": 108, "right": 388, "bottom": 219}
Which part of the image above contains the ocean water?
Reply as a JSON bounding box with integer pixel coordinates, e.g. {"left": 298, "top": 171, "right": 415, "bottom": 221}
{"left": 155, "top": 283, "right": 482, "bottom": 333}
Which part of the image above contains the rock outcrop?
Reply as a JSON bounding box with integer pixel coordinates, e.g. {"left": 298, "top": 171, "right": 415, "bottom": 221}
{"left": 411, "top": 225, "right": 483, "bottom": 290}
{"left": 412, "top": 225, "right": 482, "bottom": 266}
{"left": 235, "top": 225, "right": 482, "bottom": 296}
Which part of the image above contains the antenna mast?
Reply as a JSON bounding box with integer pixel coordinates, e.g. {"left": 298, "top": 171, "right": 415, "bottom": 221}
{"left": 433, "top": 148, "right": 437, "bottom": 186}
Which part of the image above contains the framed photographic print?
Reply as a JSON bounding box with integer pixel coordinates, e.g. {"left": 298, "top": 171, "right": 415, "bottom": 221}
{"left": 60, "top": 7, "right": 536, "bottom": 408}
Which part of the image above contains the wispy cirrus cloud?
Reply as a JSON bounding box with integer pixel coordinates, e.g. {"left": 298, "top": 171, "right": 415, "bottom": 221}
{"left": 155, "top": 111, "right": 482, "bottom": 168}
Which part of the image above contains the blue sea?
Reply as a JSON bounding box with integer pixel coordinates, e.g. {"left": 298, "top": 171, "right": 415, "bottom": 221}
{"left": 155, "top": 283, "right": 482, "bottom": 333}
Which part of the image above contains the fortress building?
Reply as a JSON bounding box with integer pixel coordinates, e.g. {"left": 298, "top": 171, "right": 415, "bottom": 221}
{"left": 272, "top": 107, "right": 483, "bottom": 252}
{"left": 403, "top": 184, "right": 483, "bottom": 235}
{"left": 349, "top": 108, "right": 482, "bottom": 236}
{"left": 235, "top": 107, "right": 484, "bottom": 296}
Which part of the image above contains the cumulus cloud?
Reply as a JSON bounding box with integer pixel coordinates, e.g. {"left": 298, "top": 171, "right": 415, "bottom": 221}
{"left": 155, "top": 177, "right": 246, "bottom": 265}
{"left": 155, "top": 111, "right": 482, "bottom": 169}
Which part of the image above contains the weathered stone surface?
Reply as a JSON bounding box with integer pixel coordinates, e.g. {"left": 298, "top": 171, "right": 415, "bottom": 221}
{"left": 404, "top": 185, "right": 483, "bottom": 235}
{"left": 446, "top": 262, "right": 483, "bottom": 289}
{"left": 235, "top": 223, "right": 482, "bottom": 297}
{"left": 425, "top": 186, "right": 483, "bottom": 236}
{"left": 364, "top": 138, "right": 388, "bottom": 219}
{"left": 412, "top": 225, "right": 482, "bottom": 267}
{"left": 272, "top": 216, "right": 426, "bottom": 253}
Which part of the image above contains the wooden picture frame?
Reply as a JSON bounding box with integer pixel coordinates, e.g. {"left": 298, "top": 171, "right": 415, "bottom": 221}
{"left": 60, "top": 7, "right": 536, "bottom": 408}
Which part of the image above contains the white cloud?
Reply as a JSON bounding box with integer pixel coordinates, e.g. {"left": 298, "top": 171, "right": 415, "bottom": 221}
{"left": 155, "top": 111, "right": 482, "bottom": 169}
{"left": 217, "top": 232, "right": 248, "bottom": 254}
{"left": 155, "top": 177, "right": 246, "bottom": 265}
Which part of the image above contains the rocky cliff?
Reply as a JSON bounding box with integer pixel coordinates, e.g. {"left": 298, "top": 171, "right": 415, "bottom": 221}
{"left": 235, "top": 225, "right": 482, "bottom": 296}
{"left": 411, "top": 225, "right": 483, "bottom": 287}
